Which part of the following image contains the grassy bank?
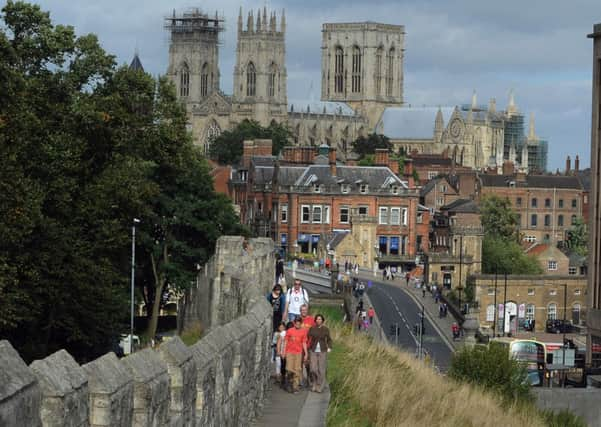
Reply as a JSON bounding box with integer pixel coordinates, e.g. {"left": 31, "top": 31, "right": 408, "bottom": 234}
{"left": 318, "top": 305, "right": 547, "bottom": 427}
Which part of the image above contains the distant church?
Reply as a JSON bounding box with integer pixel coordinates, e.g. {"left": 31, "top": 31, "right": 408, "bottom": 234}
{"left": 159, "top": 7, "right": 547, "bottom": 172}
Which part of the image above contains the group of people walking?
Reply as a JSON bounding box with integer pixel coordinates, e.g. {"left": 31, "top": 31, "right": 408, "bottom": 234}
{"left": 267, "top": 279, "right": 333, "bottom": 394}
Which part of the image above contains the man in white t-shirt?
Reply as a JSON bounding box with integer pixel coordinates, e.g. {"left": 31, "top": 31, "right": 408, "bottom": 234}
{"left": 283, "top": 279, "right": 309, "bottom": 322}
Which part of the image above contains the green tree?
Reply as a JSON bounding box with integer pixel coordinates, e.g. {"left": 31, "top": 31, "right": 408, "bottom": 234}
{"left": 482, "top": 237, "right": 543, "bottom": 275}
{"left": 208, "top": 119, "right": 292, "bottom": 164}
{"left": 449, "top": 342, "right": 532, "bottom": 404}
{"left": 567, "top": 217, "right": 587, "bottom": 257}
{"left": 480, "top": 195, "right": 519, "bottom": 241}
{"left": 351, "top": 133, "right": 392, "bottom": 159}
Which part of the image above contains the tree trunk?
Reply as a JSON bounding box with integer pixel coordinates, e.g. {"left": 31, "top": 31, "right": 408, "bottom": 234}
{"left": 147, "top": 245, "right": 167, "bottom": 341}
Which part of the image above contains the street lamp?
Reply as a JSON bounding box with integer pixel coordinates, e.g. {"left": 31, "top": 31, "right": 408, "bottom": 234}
{"left": 130, "top": 218, "right": 140, "bottom": 353}
{"left": 455, "top": 234, "right": 464, "bottom": 313}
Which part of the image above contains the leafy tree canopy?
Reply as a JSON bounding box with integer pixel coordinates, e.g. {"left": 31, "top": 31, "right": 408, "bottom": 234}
{"left": 0, "top": 1, "right": 245, "bottom": 361}
{"left": 351, "top": 133, "right": 392, "bottom": 159}
{"left": 567, "top": 216, "right": 587, "bottom": 257}
{"left": 482, "top": 237, "right": 543, "bottom": 275}
{"left": 480, "top": 195, "right": 519, "bottom": 241}
{"left": 208, "top": 119, "right": 292, "bottom": 164}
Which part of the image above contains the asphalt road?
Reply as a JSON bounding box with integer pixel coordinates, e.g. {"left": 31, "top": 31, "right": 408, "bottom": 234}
{"left": 363, "top": 281, "right": 453, "bottom": 372}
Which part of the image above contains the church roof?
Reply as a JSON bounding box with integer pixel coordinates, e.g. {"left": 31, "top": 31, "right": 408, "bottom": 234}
{"left": 377, "top": 107, "right": 454, "bottom": 139}
{"left": 295, "top": 165, "right": 407, "bottom": 189}
{"left": 129, "top": 53, "right": 144, "bottom": 72}
{"left": 288, "top": 100, "right": 357, "bottom": 116}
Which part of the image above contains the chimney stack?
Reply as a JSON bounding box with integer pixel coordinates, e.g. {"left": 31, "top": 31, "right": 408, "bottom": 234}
{"left": 242, "top": 140, "right": 254, "bottom": 167}
{"left": 374, "top": 148, "right": 389, "bottom": 166}
{"left": 575, "top": 155, "right": 580, "bottom": 172}
{"left": 329, "top": 148, "right": 337, "bottom": 176}
{"left": 566, "top": 155, "right": 571, "bottom": 175}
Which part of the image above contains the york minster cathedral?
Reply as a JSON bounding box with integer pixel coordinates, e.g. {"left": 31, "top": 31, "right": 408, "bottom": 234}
{"left": 162, "top": 7, "right": 547, "bottom": 172}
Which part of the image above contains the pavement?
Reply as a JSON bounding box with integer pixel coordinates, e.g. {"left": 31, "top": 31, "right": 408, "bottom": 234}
{"left": 252, "top": 379, "right": 330, "bottom": 427}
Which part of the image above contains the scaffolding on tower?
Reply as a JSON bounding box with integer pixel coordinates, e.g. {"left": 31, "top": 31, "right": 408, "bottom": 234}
{"left": 165, "top": 8, "right": 225, "bottom": 43}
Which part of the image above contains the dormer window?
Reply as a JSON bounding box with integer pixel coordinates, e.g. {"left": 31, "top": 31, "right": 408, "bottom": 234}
{"left": 360, "top": 184, "right": 368, "bottom": 194}
{"left": 509, "top": 181, "right": 516, "bottom": 188}
{"left": 313, "top": 184, "right": 321, "bottom": 193}
{"left": 239, "top": 170, "right": 248, "bottom": 182}
{"left": 391, "top": 185, "right": 399, "bottom": 195}
{"left": 341, "top": 184, "right": 350, "bottom": 194}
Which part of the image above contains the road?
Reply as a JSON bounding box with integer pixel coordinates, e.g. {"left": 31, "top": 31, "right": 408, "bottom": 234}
{"left": 364, "top": 281, "right": 453, "bottom": 371}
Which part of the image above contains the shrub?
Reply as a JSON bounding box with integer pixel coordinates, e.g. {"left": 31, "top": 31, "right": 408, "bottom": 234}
{"left": 448, "top": 342, "right": 533, "bottom": 404}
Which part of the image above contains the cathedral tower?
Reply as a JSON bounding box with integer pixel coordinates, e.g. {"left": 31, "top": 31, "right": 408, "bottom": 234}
{"left": 321, "top": 22, "right": 405, "bottom": 128}
{"left": 233, "top": 7, "right": 288, "bottom": 125}
{"left": 165, "top": 9, "right": 223, "bottom": 108}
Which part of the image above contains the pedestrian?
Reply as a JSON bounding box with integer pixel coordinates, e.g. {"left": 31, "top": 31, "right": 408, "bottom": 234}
{"left": 357, "top": 281, "right": 365, "bottom": 297}
{"left": 362, "top": 315, "right": 370, "bottom": 331}
{"left": 282, "top": 279, "right": 310, "bottom": 322}
{"left": 443, "top": 303, "right": 448, "bottom": 317}
{"left": 439, "top": 304, "right": 444, "bottom": 318}
{"left": 274, "top": 321, "right": 286, "bottom": 383}
{"left": 354, "top": 263, "right": 359, "bottom": 275}
{"left": 452, "top": 322, "right": 460, "bottom": 340}
{"left": 382, "top": 269, "right": 386, "bottom": 281}
{"left": 367, "top": 306, "right": 375, "bottom": 324}
{"left": 283, "top": 316, "right": 308, "bottom": 393}
{"left": 422, "top": 287, "right": 426, "bottom": 298}
{"left": 307, "top": 314, "right": 332, "bottom": 393}
{"left": 299, "top": 304, "right": 315, "bottom": 388}
{"left": 405, "top": 272, "right": 410, "bottom": 286}
{"left": 267, "top": 284, "right": 285, "bottom": 332}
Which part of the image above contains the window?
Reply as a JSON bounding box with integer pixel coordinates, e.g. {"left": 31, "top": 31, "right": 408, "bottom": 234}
{"left": 528, "top": 288, "right": 535, "bottom": 296}
{"left": 572, "top": 199, "right": 577, "bottom": 208}
{"left": 335, "top": 47, "right": 344, "bottom": 93}
{"left": 378, "top": 236, "right": 388, "bottom": 254}
{"left": 340, "top": 206, "right": 350, "bottom": 223}
{"left": 526, "top": 304, "right": 535, "bottom": 321}
{"left": 313, "top": 184, "right": 321, "bottom": 193}
{"left": 558, "top": 199, "right": 564, "bottom": 208}
{"left": 544, "top": 214, "right": 551, "bottom": 227}
{"left": 401, "top": 208, "right": 408, "bottom": 226}
{"left": 531, "top": 198, "right": 537, "bottom": 208}
{"left": 516, "top": 197, "right": 522, "bottom": 206}
{"left": 312, "top": 206, "right": 322, "bottom": 223}
{"left": 351, "top": 46, "right": 362, "bottom": 93}
{"left": 487, "top": 288, "right": 495, "bottom": 296}
{"left": 437, "top": 197, "right": 444, "bottom": 206}
{"left": 428, "top": 171, "right": 437, "bottom": 180}
{"left": 572, "top": 303, "right": 581, "bottom": 325}
{"left": 360, "top": 184, "right": 368, "bottom": 194}
{"left": 324, "top": 206, "right": 330, "bottom": 224}
{"left": 379, "top": 207, "right": 388, "bottom": 224}
{"left": 180, "top": 64, "right": 190, "bottom": 97}
{"left": 391, "top": 185, "right": 399, "bottom": 195}
{"left": 569, "top": 267, "right": 577, "bottom": 275}
{"left": 571, "top": 215, "right": 577, "bottom": 225}
{"left": 246, "top": 62, "right": 256, "bottom": 96}
{"left": 548, "top": 261, "right": 557, "bottom": 271}
{"left": 547, "top": 303, "right": 557, "bottom": 320}
{"left": 386, "top": 47, "right": 395, "bottom": 96}
{"left": 268, "top": 62, "right": 277, "bottom": 97}
{"left": 440, "top": 185, "right": 447, "bottom": 192}
{"left": 417, "top": 213, "right": 423, "bottom": 224}
{"left": 390, "top": 207, "right": 400, "bottom": 225}
{"left": 358, "top": 206, "right": 368, "bottom": 216}
{"left": 341, "top": 184, "right": 350, "bottom": 193}
{"left": 545, "top": 198, "right": 551, "bottom": 208}
{"left": 389, "top": 236, "right": 399, "bottom": 255}
{"left": 523, "top": 235, "right": 536, "bottom": 243}
{"left": 281, "top": 204, "right": 288, "bottom": 223}
{"left": 531, "top": 214, "right": 537, "bottom": 227}
{"left": 486, "top": 304, "right": 495, "bottom": 322}
{"left": 201, "top": 63, "right": 209, "bottom": 97}
{"left": 558, "top": 215, "right": 564, "bottom": 226}
{"left": 301, "top": 205, "right": 310, "bottom": 223}
{"left": 574, "top": 289, "right": 581, "bottom": 295}
{"left": 375, "top": 46, "right": 383, "bottom": 96}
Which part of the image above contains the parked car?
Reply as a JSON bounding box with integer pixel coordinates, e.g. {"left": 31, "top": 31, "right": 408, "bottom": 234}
{"left": 546, "top": 319, "right": 572, "bottom": 334}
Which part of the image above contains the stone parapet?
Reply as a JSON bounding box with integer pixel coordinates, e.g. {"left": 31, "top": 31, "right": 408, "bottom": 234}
{"left": 0, "top": 236, "right": 274, "bottom": 427}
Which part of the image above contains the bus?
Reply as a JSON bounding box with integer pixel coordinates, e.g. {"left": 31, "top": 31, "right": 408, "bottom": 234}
{"left": 490, "top": 338, "right": 546, "bottom": 386}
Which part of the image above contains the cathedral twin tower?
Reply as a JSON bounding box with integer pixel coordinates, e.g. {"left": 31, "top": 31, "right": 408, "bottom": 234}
{"left": 165, "top": 7, "right": 405, "bottom": 154}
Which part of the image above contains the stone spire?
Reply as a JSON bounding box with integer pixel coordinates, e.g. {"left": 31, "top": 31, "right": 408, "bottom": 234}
{"left": 509, "top": 141, "right": 517, "bottom": 164}
{"left": 528, "top": 112, "right": 536, "bottom": 140}
{"left": 281, "top": 9, "right": 286, "bottom": 33}
{"left": 247, "top": 10, "right": 254, "bottom": 32}
{"left": 488, "top": 98, "right": 496, "bottom": 113}
{"left": 270, "top": 12, "right": 276, "bottom": 32}
{"left": 256, "top": 9, "right": 261, "bottom": 32}
{"left": 507, "top": 89, "right": 518, "bottom": 116}
{"left": 238, "top": 7, "right": 243, "bottom": 34}
{"left": 521, "top": 143, "right": 529, "bottom": 172}
{"left": 471, "top": 90, "right": 477, "bottom": 110}
{"left": 434, "top": 107, "right": 444, "bottom": 142}
{"left": 263, "top": 7, "right": 267, "bottom": 32}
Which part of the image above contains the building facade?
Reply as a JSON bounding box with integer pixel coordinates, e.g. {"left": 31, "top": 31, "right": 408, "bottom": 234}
{"left": 478, "top": 173, "right": 584, "bottom": 246}
{"left": 588, "top": 23, "right": 601, "bottom": 366}
{"left": 165, "top": 8, "right": 391, "bottom": 157}
{"left": 474, "top": 275, "right": 587, "bottom": 335}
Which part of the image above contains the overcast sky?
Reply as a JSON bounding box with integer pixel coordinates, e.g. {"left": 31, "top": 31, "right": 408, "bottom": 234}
{"left": 27, "top": 0, "right": 600, "bottom": 171}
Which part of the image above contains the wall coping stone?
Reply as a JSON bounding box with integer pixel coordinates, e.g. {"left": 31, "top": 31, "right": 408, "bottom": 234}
{"left": 0, "top": 340, "right": 39, "bottom": 401}
{"left": 82, "top": 352, "right": 132, "bottom": 394}
{"left": 30, "top": 350, "right": 87, "bottom": 398}
{"left": 121, "top": 349, "right": 167, "bottom": 383}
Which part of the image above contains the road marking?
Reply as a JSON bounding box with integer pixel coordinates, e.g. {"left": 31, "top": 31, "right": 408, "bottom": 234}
{"left": 374, "top": 286, "right": 420, "bottom": 347}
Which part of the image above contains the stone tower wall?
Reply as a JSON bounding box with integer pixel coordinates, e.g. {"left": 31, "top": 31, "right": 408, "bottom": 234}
{"left": 0, "top": 236, "right": 274, "bottom": 427}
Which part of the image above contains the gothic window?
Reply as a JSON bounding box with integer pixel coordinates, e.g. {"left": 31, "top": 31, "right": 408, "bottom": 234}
{"left": 386, "top": 47, "right": 395, "bottom": 96}
{"left": 200, "top": 63, "right": 209, "bottom": 97}
{"left": 246, "top": 62, "right": 256, "bottom": 97}
{"left": 268, "top": 62, "right": 277, "bottom": 97}
{"left": 334, "top": 47, "right": 344, "bottom": 94}
{"left": 180, "top": 63, "right": 190, "bottom": 97}
{"left": 351, "top": 46, "right": 361, "bottom": 93}
{"left": 205, "top": 121, "right": 221, "bottom": 154}
{"left": 375, "top": 46, "right": 383, "bottom": 96}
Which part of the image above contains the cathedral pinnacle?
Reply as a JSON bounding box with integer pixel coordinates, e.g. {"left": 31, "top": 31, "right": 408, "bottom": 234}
{"left": 471, "top": 90, "right": 477, "bottom": 110}
{"left": 263, "top": 7, "right": 267, "bottom": 32}
{"left": 247, "top": 10, "right": 254, "bottom": 32}
{"left": 238, "top": 7, "right": 243, "bottom": 33}
{"left": 281, "top": 9, "right": 286, "bottom": 33}
{"left": 256, "top": 9, "right": 261, "bottom": 32}
{"left": 528, "top": 112, "right": 536, "bottom": 140}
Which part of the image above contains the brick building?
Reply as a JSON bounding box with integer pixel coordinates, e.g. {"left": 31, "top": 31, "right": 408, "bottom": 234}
{"left": 478, "top": 172, "right": 585, "bottom": 245}
{"left": 410, "top": 152, "right": 471, "bottom": 186}
{"left": 473, "top": 275, "right": 587, "bottom": 335}
{"left": 231, "top": 142, "right": 425, "bottom": 270}
{"left": 524, "top": 243, "right": 572, "bottom": 276}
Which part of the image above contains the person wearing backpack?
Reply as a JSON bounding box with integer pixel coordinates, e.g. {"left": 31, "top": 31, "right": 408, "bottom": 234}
{"left": 283, "top": 279, "right": 310, "bottom": 322}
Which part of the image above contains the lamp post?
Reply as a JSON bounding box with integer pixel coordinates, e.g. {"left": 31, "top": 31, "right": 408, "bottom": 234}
{"left": 455, "top": 234, "right": 464, "bottom": 313}
{"left": 562, "top": 283, "right": 567, "bottom": 372}
{"left": 130, "top": 218, "right": 140, "bottom": 354}
{"left": 502, "top": 272, "right": 508, "bottom": 337}
{"left": 493, "top": 268, "right": 498, "bottom": 337}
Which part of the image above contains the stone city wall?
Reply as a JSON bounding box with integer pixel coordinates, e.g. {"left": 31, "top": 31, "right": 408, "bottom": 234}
{"left": 0, "top": 236, "right": 274, "bottom": 427}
